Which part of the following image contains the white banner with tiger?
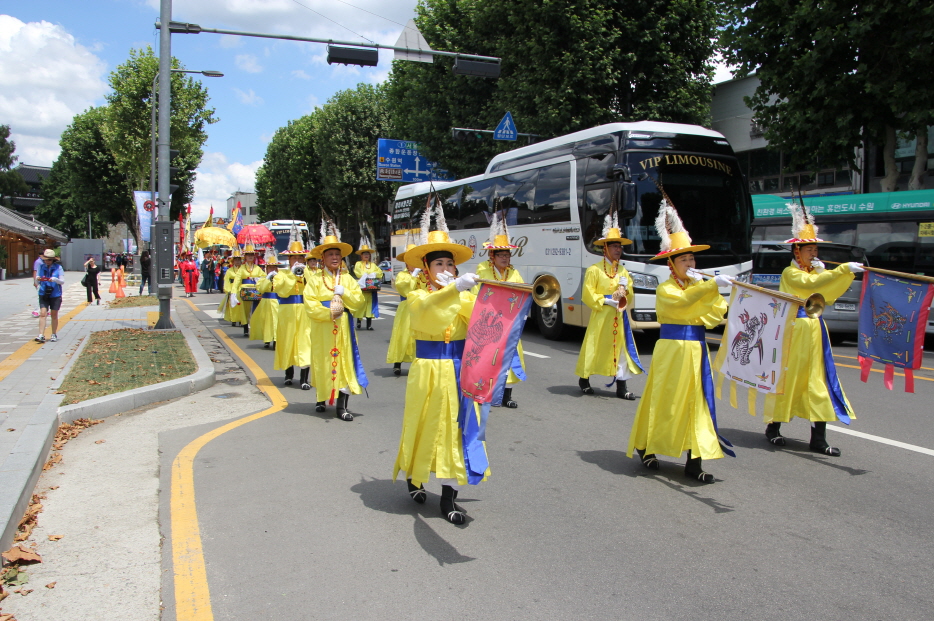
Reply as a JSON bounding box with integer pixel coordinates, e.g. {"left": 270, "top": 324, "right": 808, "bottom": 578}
{"left": 718, "top": 285, "right": 797, "bottom": 395}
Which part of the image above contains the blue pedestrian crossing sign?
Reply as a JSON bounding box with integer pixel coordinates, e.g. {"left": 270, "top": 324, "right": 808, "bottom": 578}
{"left": 494, "top": 111, "right": 518, "bottom": 141}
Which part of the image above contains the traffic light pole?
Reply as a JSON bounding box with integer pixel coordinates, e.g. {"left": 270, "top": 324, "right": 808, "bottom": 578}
{"left": 155, "top": 0, "right": 175, "bottom": 329}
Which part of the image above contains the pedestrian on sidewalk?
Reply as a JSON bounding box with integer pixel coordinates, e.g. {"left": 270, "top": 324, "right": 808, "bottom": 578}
{"left": 139, "top": 250, "right": 152, "bottom": 295}
{"left": 36, "top": 249, "right": 64, "bottom": 343}
{"left": 200, "top": 251, "right": 215, "bottom": 294}
{"left": 83, "top": 257, "right": 102, "bottom": 305}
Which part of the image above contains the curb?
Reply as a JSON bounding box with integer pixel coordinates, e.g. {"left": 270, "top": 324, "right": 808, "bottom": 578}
{"left": 1, "top": 318, "right": 215, "bottom": 554}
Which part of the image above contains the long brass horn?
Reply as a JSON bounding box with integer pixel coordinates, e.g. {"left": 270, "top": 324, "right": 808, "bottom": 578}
{"left": 474, "top": 274, "right": 560, "bottom": 308}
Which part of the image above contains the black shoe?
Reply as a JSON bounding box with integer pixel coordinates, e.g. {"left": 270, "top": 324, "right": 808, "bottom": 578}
{"left": 501, "top": 387, "right": 518, "bottom": 408}
{"left": 284, "top": 367, "right": 294, "bottom": 386}
{"left": 616, "top": 380, "right": 636, "bottom": 400}
{"left": 393, "top": 362, "right": 401, "bottom": 376}
{"left": 356, "top": 321, "right": 362, "bottom": 330}
{"left": 765, "top": 422, "right": 786, "bottom": 446}
{"left": 315, "top": 401, "right": 326, "bottom": 413}
{"left": 336, "top": 393, "right": 353, "bottom": 421}
{"left": 366, "top": 318, "right": 372, "bottom": 330}
{"left": 263, "top": 342, "right": 270, "bottom": 349}
{"left": 684, "top": 450, "right": 715, "bottom": 483}
{"left": 243, "top": 327, "right": 249, "bottom": 337}
{"left": 407, "top": 479, "right": 426, "bottom": 504}
{"left": 440, "top": 485, "right": 465, "bottom": 525}
{"left": 579, "top": 377, "right": 594, "bottom": 395}
{"left": 637, "top": 448, "right": 660, "bottom": 470}
{"left": 809, "top": 422, "right": 841, "bottom": 456}
{"left": 300, "top": 367, "right": 311, "bottom": 390}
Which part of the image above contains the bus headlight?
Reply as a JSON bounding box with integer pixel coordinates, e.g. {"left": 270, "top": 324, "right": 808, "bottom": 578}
{"left": 734, "top": 270, "right": 752, "bottom": 283}
{"left": 630, "top": 272, "right": 659, "bottom": 290}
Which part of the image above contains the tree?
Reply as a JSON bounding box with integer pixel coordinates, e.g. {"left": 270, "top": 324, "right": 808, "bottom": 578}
{"left": 721, "top": 0, "right": 934, "bottom": 190}
{"left": 0, "top": 125, "right": 28, "bottom": 206}
{"left": 35, "top": 108, "right": 124, "bottom": 239}
{"left": 255, "top": 114, "right": 321, "bottom": 223}
{"left": 103, "top": 47, "right": 218, "bottom": 241}
{"left": 386, "top": 0, "right": 720, "bottom": 177}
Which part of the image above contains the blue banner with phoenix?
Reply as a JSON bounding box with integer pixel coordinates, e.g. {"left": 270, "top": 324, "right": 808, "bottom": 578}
{"left": 857, "top": 271, "right": 934, "bottom": 392}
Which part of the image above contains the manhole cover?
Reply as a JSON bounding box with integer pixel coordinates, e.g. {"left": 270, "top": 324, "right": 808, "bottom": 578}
{"left": 212, "top": 392, "right": 240, "bottom": 399}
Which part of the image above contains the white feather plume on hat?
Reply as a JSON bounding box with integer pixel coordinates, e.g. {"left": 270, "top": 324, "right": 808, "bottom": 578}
{"left": 786, "top": 202, "right": 819, "bottom": 240}
{"left": 602, "top": 206, "right": 619, "bottom": 239}
{"left": 419, "top": 194, "right": 448, "bottom": 244}
{"left": 655, "top": 198, "right": 689, "bottom": 252}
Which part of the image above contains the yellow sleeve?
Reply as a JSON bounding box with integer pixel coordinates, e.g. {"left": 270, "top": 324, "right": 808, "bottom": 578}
{"left": 274, "top": 270, "right": 299, "bottom": 297}
{"left": 255, "top": 274, "right": 274, "bottom": 293}
{"left": 338, "top": 273, "right": 366, "bottom": 314}
{"left": 407, "top": 285, "right": 465, "bottom": 336}
{"left": 373, "top": 265, "right": 383, "bottom": 278}
{"left": 780, "top": 264, "right": 855, "bottom": 304}
{"left": 656, "top": 278, "right": 727, "bottom": 328}
{"left": 230, "top": 267, "right": 243, "bottom": 293}
{"left": 353, "top": 262, "right": 365, "bottom": 278}
{"left": 395, "top": 271, "right": 417, "bottom": 297}
{"left": 582, "top": 265, "right": 610, "bottom": 311}
{"left": 302, "top": 273, "right": 332, "bottom": 322}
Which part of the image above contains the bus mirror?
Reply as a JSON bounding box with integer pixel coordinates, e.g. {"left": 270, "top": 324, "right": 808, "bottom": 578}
{"left": 611, "top": 163, "right": 631, "bottom": 182}
{"left": 617, "top": 181, "right": 637, "bottom": 219}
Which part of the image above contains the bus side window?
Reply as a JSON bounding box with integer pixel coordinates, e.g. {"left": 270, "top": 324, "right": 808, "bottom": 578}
{"left": 494, "top": 169, "right": 537, "bottom": 225}
{"left": 460, "top": 179, "right": 495, "bottom": 229}
{"left": 532, "top": 163, "right": 572, "bottom": 224}
{"left": 582, "top": 183, "right": 613, "bottom": 254}
{"left": 442, "top": 188, "right": 462, "bottom": 230}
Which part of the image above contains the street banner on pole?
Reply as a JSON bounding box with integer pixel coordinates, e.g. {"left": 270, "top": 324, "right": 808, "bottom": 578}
{"left": 134, "top": 191, "right": 156, "bottom": 243}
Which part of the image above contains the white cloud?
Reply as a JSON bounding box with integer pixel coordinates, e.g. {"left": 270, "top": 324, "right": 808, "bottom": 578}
{"left": 233, "top": 87, "right": 264, "bottom": 106}
{"left": 291, "top": 69, "right": 311, "bottom": 80}
{"left": 304, "top": 94, "right": 320, "bottom": 113}
{"left": 0, "top": 16, "right": 108, "bottom": 166}
{"left": 219, "top": 35, "right": 243, "bottom": 49}
{"left": 235, "top": 53, "right": 263, "bottom": 73}
{"left": 190, "top": 152, "right": 263, "bottom": 221}
{"left": 712, "top": 54, "right": 739, "bottom": 85}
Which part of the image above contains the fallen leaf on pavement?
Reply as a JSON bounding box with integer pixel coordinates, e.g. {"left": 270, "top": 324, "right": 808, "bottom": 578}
{"left": 15, "top": 588, "right": 33, "bottom": 595}
{"left": 48, "top": 535, "right": 63, "bottom": 541}
{"left": 1, "top": 546, "right": 41, "bottom": 565}
{"left": 45, "top": 582, "right": 56, "bottom": 589}
{"left": 87, "top": 380, "right": 101, "bottom": 385}
{"left": 94, "top": 440, "right": 105, "bottom": 444}
{"left": 6, "top": 428, "right": 13, "bottom": 432}
{"left": 49, "top": 486, "right": 59, "bottom": 490}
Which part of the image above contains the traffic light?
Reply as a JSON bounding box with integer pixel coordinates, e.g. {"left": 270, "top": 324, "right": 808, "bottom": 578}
{"left": 453, "top": 58, "right": 501, "bottom": 78}
{"left": 327, "top": 45, "right": 378, "bottom": 67}
{"left": 451, "top": 129, "right": 486, "bottom": 143}
{"left": 168, "top": 149, "right": 181, "bottom": 196}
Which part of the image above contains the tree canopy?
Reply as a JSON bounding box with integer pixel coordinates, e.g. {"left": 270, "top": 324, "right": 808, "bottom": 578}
{"left": 721, "top": 0, "right": 934, "bottom": 190}
{"left": 385, "top": 0, "right": 720, "bottom": 177}
{"left": 0, "top": 125, "right": 28, "bottom": 206}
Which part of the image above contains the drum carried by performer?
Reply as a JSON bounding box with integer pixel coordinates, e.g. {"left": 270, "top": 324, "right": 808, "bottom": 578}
{"left": 627, "top": 198, "right": 735, "bottom": 483}
{"left": 353, "top": 228, "right": 382, "bottom": 331}
{"left": 575, "top": 202, "right": 644, "bottom": 399}
{"left": 760, "top": 202, "right": 864, "bottom": 456}
{"left": 230, "top": 243, "right": 265, "bottom": 337}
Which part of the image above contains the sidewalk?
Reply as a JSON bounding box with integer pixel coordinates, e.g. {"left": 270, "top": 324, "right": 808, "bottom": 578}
{"left": 0, "top": 275, "right": 215, "bottom": 554}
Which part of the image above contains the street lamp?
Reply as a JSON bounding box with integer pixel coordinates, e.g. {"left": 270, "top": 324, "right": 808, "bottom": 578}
{"left": 150, "top": 68, "right": 223, "bottom": 329}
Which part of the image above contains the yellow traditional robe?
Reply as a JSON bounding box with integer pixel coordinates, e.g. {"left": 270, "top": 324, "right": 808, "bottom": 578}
{"left": 304, "top": 268, "right": 366, "bottom": 402}
{"left": 273, "top": 270, "right": 311, "bottom": 370}
{"left": 222, "top": 265, "right": 240, "bottom": 323}
{"left": 249, "top": 272, "right": 279, "bottom": 343}
{"left": 764, "top": 262, "right": 856, "bottom": 423}
{"left": 385, "top": 270, "right": 421, "bottom": 364}
{"left": 575, "top": 261, "right": 642, "bottom": 379}
{"left": 352, "top": 261, "right": 383, "bottom": 319}
{"left": 393, "top": 284, "right": 489, "bottom": 487}
{"left": 474, "top": 261, "right": 528, "bottom": 384}
{"left": 627, "top": 277, "right": 727, "bottom": 460}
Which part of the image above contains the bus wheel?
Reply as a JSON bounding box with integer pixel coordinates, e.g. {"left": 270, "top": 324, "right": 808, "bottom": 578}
{"left": 535, "top": 301, "right": 565, "bottom": 341}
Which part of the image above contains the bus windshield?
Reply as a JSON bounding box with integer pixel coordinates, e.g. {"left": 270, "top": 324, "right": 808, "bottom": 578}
{"left": 620, "top": 152, "right": 751, "bottom": 267}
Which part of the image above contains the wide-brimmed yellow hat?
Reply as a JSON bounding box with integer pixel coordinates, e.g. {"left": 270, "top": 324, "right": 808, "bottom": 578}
{"left": 406, "top": 231, "right": 472, "bottom": 266}
{"left": 782, "top": 202, "right": 826, "bottom": 244}
{"left": 357, "top": 242, "right": 376, "bottom": 255}
{"left": 650, "top": 199, "right": 709, "bottom": 261}
{"left": 483, "top": 234, "right": 518, "bottom": 251}
{"left": 594, "top": 227, "right": 633, "bottom": 247}
{"left": 311, "top": 235, "right": 353, "bottom": 259}
{"left": 395, "top": 243, "right": 417, "bottom": 264}
{"left": 242, "top": 243, "right": 257, "bottom": 254}
{"left": 282, "top": 240, "right": 308, "bottom": 255}
{"left": 231, "top": 246, "right": 242, "bottom": 258}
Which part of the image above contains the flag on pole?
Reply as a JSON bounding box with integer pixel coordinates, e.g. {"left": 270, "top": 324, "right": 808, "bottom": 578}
{"left": 857, "top": 271, "right": 934, "bottom": 392}
{"left": 184, "top": 204, "right": 192, "bottom": 249}
{"left": 715, "top": 285, "right": 798, "bottom": 416}
{"left": 227, "top": 201, "right": 244, "bottom": 236}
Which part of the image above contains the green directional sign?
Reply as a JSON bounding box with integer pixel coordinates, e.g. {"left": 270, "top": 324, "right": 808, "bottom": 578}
{"left": 752, "top": 190, "right": 934, "bottom": 219}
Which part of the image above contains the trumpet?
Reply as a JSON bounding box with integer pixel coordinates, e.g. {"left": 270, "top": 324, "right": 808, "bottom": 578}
{"left": 697, "top": 271, "right": 825, "bottom": 318}
{"left": 473, "top": 274, "right": 561, "bottom": 308}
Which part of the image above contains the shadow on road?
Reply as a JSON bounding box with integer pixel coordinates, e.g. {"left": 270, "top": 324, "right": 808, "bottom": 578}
{"left": 350, "top": 476, "right": 476, "bottom": 566}
{"left": 721, "top": 427, "right": 870, "bottom": 476}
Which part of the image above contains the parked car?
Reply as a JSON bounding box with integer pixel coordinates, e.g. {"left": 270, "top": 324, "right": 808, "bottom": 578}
{"left": 751, "top": 241, "right": 867, "bottom": 337}
{"left": 378, "top": 260, "right": 393, "bottom": 284}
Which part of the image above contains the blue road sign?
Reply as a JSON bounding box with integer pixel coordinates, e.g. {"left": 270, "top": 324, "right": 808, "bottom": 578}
{"left": 494, "top": 111, "right": 517, "bottom": 141}
{"left": 376, "top": 139, "right": 454, "bottom": 183}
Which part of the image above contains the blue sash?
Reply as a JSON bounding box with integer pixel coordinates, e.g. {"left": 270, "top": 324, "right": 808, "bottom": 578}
{"left": 603, "top": 295, "right": 645, "bottom": 387}
{"left": 261, "top": 292, "right": 277, "bottom": 299}
{"left": 370, "top": 290, "right": 380, "bottom": 318}
{"left": 322, "top": 300, "right": 369, "bottom": 389}
{"left": 279, "top": 294, "right": 302, "bottom": 305}
{"left": 659, "top": 324, "right": 735, "bottom": 457}
{"left": 399, "top": 295, "right": 407, "bottom": 302}
{"left": 796, "top": 308, "right": 851, "bottom": 424}
{"left": 415, "top": 339, "right": 488, "bottom": 485}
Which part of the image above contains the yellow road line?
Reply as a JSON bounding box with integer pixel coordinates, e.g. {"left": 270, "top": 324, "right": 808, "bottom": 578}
{"left": 0, "top": 301, "right": 88, "bottom": 382}
{"left": 171, "top": 328, "right": 287, "bottom": 621}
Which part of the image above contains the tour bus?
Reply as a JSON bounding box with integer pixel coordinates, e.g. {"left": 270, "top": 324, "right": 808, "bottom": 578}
{"left": 390, "top": 121, "right": 754, "bottom": 339}
{"left": 751, "top": 190, "right": 934, "bottom": 335}
{"left": 262, "top": 219, "right": 311, "bottom": 255}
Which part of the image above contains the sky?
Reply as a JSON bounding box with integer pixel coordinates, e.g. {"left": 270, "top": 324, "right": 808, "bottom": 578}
{"left": 0, "top": 1, "right": 735, "bottom": 222}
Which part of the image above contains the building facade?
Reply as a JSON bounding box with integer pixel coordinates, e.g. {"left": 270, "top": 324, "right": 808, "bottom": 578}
{"left": 227, "top": 191, "right": 258, "bottom": 225}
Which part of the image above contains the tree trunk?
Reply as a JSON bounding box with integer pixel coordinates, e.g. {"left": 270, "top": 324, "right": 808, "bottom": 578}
{"left": 881, "top": 125, "right": 899, "bottom": 192}
{"left": 908, "top": 128, "right": 928, "bottom": 190}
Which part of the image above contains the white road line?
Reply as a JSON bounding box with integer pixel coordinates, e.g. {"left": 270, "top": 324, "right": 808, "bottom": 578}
{"left": 195, "top": 303, "right": 218, "bottom": 307}
{"left": 829, "top": 425, "right": 934, "bottom": 457}
{"left": 523, "top": 351, "right": 550, "bottom": 359}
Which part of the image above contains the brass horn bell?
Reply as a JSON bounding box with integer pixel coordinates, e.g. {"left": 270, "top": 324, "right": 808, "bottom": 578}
{"left": 473, "top": 274, "right": 561, "bottom": 308}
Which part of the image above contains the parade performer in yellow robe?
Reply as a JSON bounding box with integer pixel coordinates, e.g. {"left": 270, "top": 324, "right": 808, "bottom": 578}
{"left": 386, "top": 238, "right": 422, "bottom": 376}
{"left": 305, "top": 220, "right": 366, "bottom": 420}
{"left": 274, "top": 228, "right": 313, "bottom": 390}
{"left": 575, "top": 206, "right": 644, "bottom": 399}
{"left": 230, "top": 244, "right": 265, "bottom": 338}
{"left": 221, "top": 251, "right": 242, "bottom": 324}
{"left": 627, "top": 199, "right": 736, "bottom": 483}
{"left": 474, "top": 207, "right": 526, "bottom": 408}
{"left": 393, "top": 199, "right": 485, "bottom": 526}
{"left": 761, "top": 203, "right": 863, "bottom": 456}
{"left": 250, "top": 247, "right": 281, "bottom": 348}
{"left": 352, "top": 236, "right": 383, "bottom": 331}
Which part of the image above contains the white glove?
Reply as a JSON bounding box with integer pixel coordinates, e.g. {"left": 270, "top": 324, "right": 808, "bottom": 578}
{"left": 604, "top": 298, "right": 619, "bottom": 308}
{"left": 357, "top": 275, "right": 369, "bottom": 287}
{"left": 436, "top": 270, "right": 456, "bottom": 287}
{"left": 810, "top": 259, "right": 826, "bottom": 272}
{"left": 266, "top": 270, "right": 277, "bottom": 280}
{"left": 714, "top": 274, "right": 734, "bottom": 287}
{"left": 847, "top": 262, "right": 865, "bottom": 273}
{"left": 686, "top": 268, "right": 703, "bottom": 282}
{"left": 334, "top": 284, "right": 345, "bottom": 296}
{"left": 618, "top": 274, "right": 629, "bottom": 286}
{"left": 410, "top": 268, "right": 421, "bottom": 278}
{"left": 229, "top": 293, "right": 240, "bottom": 307}
{"left": 455, "top": 272, "right": 479, "bottom": 292}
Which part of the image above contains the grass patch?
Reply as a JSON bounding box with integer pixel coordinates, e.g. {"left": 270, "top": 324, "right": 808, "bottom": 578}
{"left": 108, "top": 295, "right": 158, "bottom": 308}
{"left": 57, "top": 329, "right": 196, "bottom": 404}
